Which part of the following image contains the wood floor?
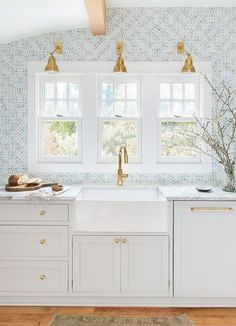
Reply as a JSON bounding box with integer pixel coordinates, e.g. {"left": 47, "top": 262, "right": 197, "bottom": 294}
{"left": 1, "top": 307, "right": 236, "bottom": 326}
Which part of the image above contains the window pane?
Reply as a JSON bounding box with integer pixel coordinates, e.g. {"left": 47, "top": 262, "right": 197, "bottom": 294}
{"left": 44, "top": 101, "right": 55, "bottom": 116}
{"left": 102, "top": 83, "right": 113, "bottom": 101}
{"left": 102, "top": 101, "right": 113, "bottom": 116}
{"left": 173, "top": 83, "right": 183, "bottom": 99}
{"left": 114, "top": 83, "right": 125, "bottom": 99}
{"left": 57, "top": 82, "right": 67, "bottom": 99}
{"left": 172, "top": 102, "right": 182, "bottom": 117}
{"left": 185, "top": 83, "right": 195, "bottom": 99}
{"left": 126, "top": 102, "right": 138, "bottom": 116}
{"left": 184, "top": 102, "right": 195, "bottom": 117}
{"left": 114, "top": 101, "right": 125, "bottom": 116}
{"left": 160, "top": 122, "right": 196, "bottom": 157}
{"left": 69, "top": 82, "right": 80, "bottom": 99}
{"left": 44, "top": 83, "right": 55, "bottom": 99}
{"left": 56, "top": 101, "right": 67, "bottom": 116}
{"left": 160, "top": 102, "right": 171, "bottom": 117}
{"left": 101, "top": 120, "right": 138, "bottom": 157}
{"left": 160, "top": 83, "right": 170, "bottom": 99}
{"left": 127, "top": 83, "right": 137, "bottom": 99}
{"left": 42, "top": 121, "right": 78, "bottom": 156}
{"left": 68, "top": 101, "right": 80, "bottom": 116}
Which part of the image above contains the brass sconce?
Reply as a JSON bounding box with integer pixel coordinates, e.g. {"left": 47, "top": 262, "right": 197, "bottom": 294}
{"left": 177, "top": 41, "right": 195, "bottom": 73}
{"left": 113, "top": 42, "right": 127, "bottom": 73}
{"left": 45, "top": 42, "right": 63, "bottom": 72}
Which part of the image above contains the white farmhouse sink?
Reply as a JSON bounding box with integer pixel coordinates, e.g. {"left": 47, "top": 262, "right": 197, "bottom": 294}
{"left": 80, "top": 187, "right": 160, "bottom": 201}
{"left": 75, "top": 186, "right": 168, "bottom": 233}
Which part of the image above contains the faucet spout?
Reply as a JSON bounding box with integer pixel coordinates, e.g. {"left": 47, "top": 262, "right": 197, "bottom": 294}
{"left": 117, "top": 146, "right": 129, "bottom": 186}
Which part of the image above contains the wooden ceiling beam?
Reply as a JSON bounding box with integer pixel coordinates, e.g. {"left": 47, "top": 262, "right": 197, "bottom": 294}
{"left": 84, "top": 0, "right": 106, "bottom": 35}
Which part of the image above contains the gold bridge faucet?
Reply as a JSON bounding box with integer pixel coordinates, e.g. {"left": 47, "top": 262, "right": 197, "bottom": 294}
{"left": 117, "top": 146, "right": 129, "bottom": 186}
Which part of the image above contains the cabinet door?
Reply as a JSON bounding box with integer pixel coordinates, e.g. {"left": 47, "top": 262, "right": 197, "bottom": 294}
{"left": 174, "top": 201, "right": 236, "bottom": 297}
{"left": 121, "top": 236, "right": 169, "bottom": 294}
{"left": 73, "top": 236, "right": 120, "bottom": 293}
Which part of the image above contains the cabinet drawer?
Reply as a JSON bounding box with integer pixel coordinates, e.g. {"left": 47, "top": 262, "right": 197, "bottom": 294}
{"left": 0, "top": 203, "right": 69, "bottom": 221}
{"left": 0, "top": 226, "right": 68, "bottom": 257}
{"left": 0, "top": 261, "right": 68, "bottom": 292}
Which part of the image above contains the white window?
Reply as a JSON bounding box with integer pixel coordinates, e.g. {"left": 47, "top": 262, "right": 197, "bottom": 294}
{"left": 28, "top": 62, "right": 211, "bottom": 174}
{"left": 157, "top": 76, "right": 201, "bottom": 163}
{"left": 97, "top": 76, "right": 142, "bottom": 163}
{"left": 38, "top": 75, "right": 82, "bottom": 162}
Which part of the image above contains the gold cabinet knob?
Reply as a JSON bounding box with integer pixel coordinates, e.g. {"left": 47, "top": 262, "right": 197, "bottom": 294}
{"left": 40, "top": 239, "right": 46, "bottom": 245}
{"left": 113, "top": 238, "right": 120, "bottom": 243}
{"left": 122, "top": 238, "right": 128, "bottom": 243}
{"left": 40, "top": 210, "right": 46, "bottom": 216}
{"left": 40, "top": 274, "right": 46, "bottom": 280}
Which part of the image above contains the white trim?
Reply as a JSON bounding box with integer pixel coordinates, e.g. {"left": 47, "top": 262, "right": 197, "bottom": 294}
{"left": 28, "top": 61, "right": 212, "bottom": 174}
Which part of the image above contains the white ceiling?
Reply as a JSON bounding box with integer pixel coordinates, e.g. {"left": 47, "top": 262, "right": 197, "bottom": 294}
{"left": 1, "top": 0, "right": 235, "bottom": 44}
{"left": 0, "top": 0, "right": 89, "bottom": 44}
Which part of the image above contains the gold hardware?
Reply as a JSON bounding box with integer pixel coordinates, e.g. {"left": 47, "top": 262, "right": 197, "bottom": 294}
{"left": 40, "top": 239, "right": 46, "bottom": 245}
{"left": 45, "top": 41, "right": 63, "bottom": 72}
{"left": 113, "top": 42, "right": 127, "bottom": 73}
{"left": 117, "top": 146, "right": 129, "bottom": 186}
{"left": 122, "top": 238, "right": 128, "bottom": 243}
{"left": 113, "top": 238, "right": 120, "bottom": 243}
{"left": 40, "top": 210, "right": 46, "bottom": 216}
{"left": 40, "top": 274, "right": 46, "bottom": 280}
{"left": 177, "top": 41, "right": 196, "bottom": 73}
{"left": 191, "top": 207, "right": 233, "bottom": 212}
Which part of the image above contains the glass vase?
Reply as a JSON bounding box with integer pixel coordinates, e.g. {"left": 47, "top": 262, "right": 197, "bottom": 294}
{"left": 223, "top": 163, "right": 236, "bottom": 192}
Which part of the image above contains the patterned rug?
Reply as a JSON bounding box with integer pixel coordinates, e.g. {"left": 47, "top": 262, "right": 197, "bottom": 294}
{"left": 49, "top": 315, "right": 194, "bottom": 326}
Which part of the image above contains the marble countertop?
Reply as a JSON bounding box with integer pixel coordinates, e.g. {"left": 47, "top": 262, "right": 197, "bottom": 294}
{"left": 0, "top": 185, "right": 82, "bottom": 201}
{"left": 159, "top": 185, "right": 236, "bottom": 201}
{"left": 0, "top": 184, "right": 236, "bottom": 201}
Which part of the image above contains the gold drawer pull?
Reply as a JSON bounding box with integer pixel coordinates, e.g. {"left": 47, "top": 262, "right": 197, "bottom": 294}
{"left": 122, "top": 238, "right": 128, "bottom": 244}
{"left": 40, "top": 239, "right": 46, "bottom": 245}
{"left": 113, "top": 238, "right": 120, "bottom": 244}
{"left": 191, "top": 207, "right": 233, "bottom": 212}
{"left": 40, "top": 210, "right": 46, "bottom": 216}
{"left": 40, "top": 274, "right": 46, "bottom": 280}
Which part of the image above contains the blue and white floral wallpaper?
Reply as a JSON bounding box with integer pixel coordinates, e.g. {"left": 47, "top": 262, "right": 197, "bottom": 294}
{"left": 0, "top": 8, "right": 235, "bottom": 185}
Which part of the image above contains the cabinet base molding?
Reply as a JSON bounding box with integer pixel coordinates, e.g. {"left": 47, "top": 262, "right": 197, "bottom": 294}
{"left": 2, "top": 296, "right": 236, "bottom": 307}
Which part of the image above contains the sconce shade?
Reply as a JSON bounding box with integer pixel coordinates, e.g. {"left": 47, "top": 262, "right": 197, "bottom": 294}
{"left": 45, "top": 54, "right": 59, "bottom": 72}
{"left": 113, "top": 56, "right": 127, "bottom": 72}
{"left": 182, "top": 54, "right": 196, "bottom": 73}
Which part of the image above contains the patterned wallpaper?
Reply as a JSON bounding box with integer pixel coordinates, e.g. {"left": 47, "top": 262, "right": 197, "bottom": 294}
{"left": 0, "top": 8, "right": 235, "bottom": 185}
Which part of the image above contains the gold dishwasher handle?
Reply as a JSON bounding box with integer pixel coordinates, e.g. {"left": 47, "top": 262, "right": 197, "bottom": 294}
{"left": 190, "top": 207, "right": 233, "bottom": 212}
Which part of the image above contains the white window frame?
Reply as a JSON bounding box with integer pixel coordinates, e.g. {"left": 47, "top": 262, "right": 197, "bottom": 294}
{"left": 97, "top": 74, "right": 142, "bottom": 163}
{"left": 28, "top": 61, "right": 212, "bottom": 174}
{"left": 37, "top": 74, "right": 82, "bottom": 163}
{"left": 157, "top": 74, "right": 202, "bottom": 163}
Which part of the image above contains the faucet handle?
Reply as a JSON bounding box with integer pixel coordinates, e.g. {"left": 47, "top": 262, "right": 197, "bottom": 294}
{"left": 123, "top": 173, "right": 128, "bottom": 178}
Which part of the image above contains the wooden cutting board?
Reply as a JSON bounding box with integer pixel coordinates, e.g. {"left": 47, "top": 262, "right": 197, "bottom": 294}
{"left": 5, "top": 183, "right": 58, "bottom": 192}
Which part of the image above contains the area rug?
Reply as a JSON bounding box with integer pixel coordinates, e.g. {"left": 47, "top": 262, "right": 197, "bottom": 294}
{"left": 49, "top": 315, "right": 194, "bottom": 326}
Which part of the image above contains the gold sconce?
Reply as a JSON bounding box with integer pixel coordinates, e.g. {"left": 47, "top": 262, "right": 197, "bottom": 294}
{"left": 177, "top": 41, "right": 196, "bottom": 73}
{"left": 113, "top": 42, "right": 127, "bottom": 73}
{"left": 45, "top": 42, "right": 63, "bottom": 72}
